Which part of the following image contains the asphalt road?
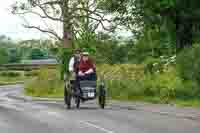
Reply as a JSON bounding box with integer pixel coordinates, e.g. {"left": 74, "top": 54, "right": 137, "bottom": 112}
{"left": 0, "top": 85, "right": 200, "bottom": 133}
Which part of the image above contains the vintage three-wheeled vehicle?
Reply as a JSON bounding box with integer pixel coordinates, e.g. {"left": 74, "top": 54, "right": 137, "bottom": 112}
{"left": 64, "top": 77, "right": 106, "bottom": 109}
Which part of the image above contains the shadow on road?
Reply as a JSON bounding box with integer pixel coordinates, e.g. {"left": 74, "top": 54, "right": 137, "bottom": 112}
{"left": 35, "top": 101, "right": 137, "bottom": 112}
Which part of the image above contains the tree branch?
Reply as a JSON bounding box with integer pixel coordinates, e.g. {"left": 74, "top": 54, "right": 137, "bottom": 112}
{"left": 73, "top": 15, "right": 115, "bottom": 31}
{"left": 37, "top": 4, "right": 63, "bottom": 21}
{"left": 34, "top": 0, "right": 62, "bottom": 7}
{"left": 14, "top": 11, "right": 48, "bottom": 19}
{"left": 23, "top": 24, "right": 63, "bottom": 41}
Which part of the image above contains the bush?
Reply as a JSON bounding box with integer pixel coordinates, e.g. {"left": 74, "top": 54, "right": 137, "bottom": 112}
{"left": 24, "top": 70, "right": 39, "bottom": 77}
{"left": 0, "top": 47, "right": 9, "bottom": 65}
{"left": 176, "top": 45, "right": 200, "bottom": 99}
{"left": 177, "top": 45, "right": 200, "bottom": 83}
{"left": 175, "top": 81, "right": 200, "bottom": 100}
{"left": 144, "top": 55, "right": 176, "bottom": 74}
{"left": 29, "top": 48, "right": 46, "bottom": 59}
{"left": 24, "top": 68, "right": 63, "bottom": 97}
{"left": 0, "top": 71, "right": 21, "bottom": 77}
{"left": 97, "top": 64, "right": 198, "bottom": 104}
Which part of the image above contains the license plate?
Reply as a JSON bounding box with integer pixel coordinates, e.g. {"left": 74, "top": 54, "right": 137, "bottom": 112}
{"left": 88, "top": 92, "right": 95, "bottom": 98}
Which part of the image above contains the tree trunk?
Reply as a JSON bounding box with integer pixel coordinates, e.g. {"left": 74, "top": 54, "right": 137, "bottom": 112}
{"left": 60, "top": 0, "right": 73, "bottom": 80}
{"left": 63, "top": 0, "right": 73, "bottom": 48}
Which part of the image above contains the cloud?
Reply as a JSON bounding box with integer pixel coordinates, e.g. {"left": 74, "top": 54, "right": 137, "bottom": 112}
{"left": 0, "top": 0, "right": 61, "bottom": 40}
{"left": 0, "top": 0, "right": 132, "bottom": 40}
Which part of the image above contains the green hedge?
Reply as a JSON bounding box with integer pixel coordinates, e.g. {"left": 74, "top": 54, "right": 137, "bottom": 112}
{"left": 98, "top": 64, "right": 200, "bottom": 103}
{"left": 24, "top": 68, "right": 63, "bottom": 97}
{"left": 0, "top": 71, "right": 21, "bottom": 77}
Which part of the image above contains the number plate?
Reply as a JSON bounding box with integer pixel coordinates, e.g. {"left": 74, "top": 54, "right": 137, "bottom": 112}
{"left": 88, "top": 92, "right": 95, "bottom": 98}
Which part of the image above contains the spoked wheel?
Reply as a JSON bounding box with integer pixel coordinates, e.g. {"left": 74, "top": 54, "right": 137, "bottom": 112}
{"left": 64, "top": 83, "right": 72, "bottom": 109}
{"left": 99, "top": 85, "right": 106, "bottom": 109}
{"left": 74, "top": 88, "right": 81, "bottom": 109}
{"left": 99, "top": 95, "right": 105, "bottom": 109}
{"left": 75, "top": 97, "right": 80, "bottom": 109}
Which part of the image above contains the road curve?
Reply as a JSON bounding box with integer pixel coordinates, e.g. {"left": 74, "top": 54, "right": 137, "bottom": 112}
{"left": 0, "top": 85, "right": 200, "bottom": 133}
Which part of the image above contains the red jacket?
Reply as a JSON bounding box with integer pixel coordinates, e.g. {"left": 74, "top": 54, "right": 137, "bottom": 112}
{"left": 79, "top": 58, "right": 95, "bottom": 73}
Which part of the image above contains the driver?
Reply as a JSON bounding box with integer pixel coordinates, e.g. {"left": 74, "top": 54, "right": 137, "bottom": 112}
{"left": 69, "top": 48, "right": 82, "bottom": 76}
{"left": 68, "top": 48, "right": 82, "bottom": 90}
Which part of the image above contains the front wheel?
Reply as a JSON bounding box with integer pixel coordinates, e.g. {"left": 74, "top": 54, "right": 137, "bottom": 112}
{"left": 99, "top": 86, "right": 106, "bottom": 109}
{"left": 75, "top": 97, "right": 80, "bottom": 109}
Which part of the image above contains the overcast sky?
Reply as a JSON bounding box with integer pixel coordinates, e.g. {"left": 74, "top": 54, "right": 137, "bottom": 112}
{"left": 0, "top": 0, "right": 132, "bottom": 41}
{"left": 0, "top": 0, "right": 56, "bottom": 40}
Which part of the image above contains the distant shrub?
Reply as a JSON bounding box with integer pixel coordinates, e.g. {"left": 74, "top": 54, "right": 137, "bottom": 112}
{"left": 24, "top": 67, "right": 63, "bottom": 97}
{"left": 97, "top": 64, "right": 199, "bottom": 104}
{"left": 175, "top": 80, "right": 200, "bottom": 100}
{"left": 24, "top": 70, "right": 39, "bottom": 77}
{"left": 177, "top": 45, "right": 200, "bottom": 84}
{"left": 0, "top": 71, "right": 21, "bottom": 77}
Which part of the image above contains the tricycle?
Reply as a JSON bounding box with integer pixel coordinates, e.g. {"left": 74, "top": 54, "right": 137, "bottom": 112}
{"left": 64, "top": 78, "right": 106, "bottom": 109}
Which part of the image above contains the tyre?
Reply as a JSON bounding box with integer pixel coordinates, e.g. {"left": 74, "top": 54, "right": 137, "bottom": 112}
{"left": 99, "top": 87, "right": 106, "bottom": 109}
{"left": 74, "top": 87, "right": 81, "bottom": 109}
{"left": 99, "top": 96, "right": 105, "bottom": 109}
{"left": 75, "top": 97, "right": 80, "bottom": 109}
{"left": 64, "top": 84, "right": 72, "bottom": 109}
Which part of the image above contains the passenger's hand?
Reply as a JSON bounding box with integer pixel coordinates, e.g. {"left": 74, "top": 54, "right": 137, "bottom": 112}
{"left": 78, "top": 71, "right": 85, "bottom": 76}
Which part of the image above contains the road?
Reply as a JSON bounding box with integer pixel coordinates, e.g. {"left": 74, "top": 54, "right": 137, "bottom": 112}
{"left": 0, "top": 85, "right": 200, "bottom": 133}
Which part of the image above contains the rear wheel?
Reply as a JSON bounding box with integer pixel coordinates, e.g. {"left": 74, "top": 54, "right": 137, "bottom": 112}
{"left": 99, "top": 86, "right": 106, "bottom": 109}
{"left": 99, "top": 95, "right": 105, "bottom": 109}
{"left": 64, "top": 83, "right": 72, "bottom": 109}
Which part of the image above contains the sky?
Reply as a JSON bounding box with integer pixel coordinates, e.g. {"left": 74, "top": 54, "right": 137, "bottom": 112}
{"left": 0, "top": 0, "right": 132, "bottom": 41}
{"left": 0, "top": 0, "right": 57, "bottom": 40}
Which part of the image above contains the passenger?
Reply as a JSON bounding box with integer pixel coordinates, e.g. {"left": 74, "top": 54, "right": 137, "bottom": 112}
{"left": 78, "top": 52, "right": 96, "bottom": 81}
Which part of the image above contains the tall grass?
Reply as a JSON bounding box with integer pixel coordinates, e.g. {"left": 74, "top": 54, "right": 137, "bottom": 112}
{"left": 24, "top": 63, "right": 200, "bottom": 107}
{"left": 97, "top": 64, "right": 200, "bottom": 105}
{"left": 24, "top": 67, "right": 64, "bottom": 98}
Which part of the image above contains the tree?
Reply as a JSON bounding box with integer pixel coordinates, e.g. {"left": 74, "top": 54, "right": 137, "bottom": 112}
{"left": 0, "top": 48, "right": 9, "bottom": 65}
{"left": 99, "top": 0, "right": 200, "bottom": 52}
{"left": 8, "top": 48, "right": 22, "bottom": 63}
{"left": 29, "top": 48, "right": 46, "bottom": 59}
{"left": 11, "top": 0, "right": 114, "bottom": 48}
{"left": 11, "top": 0, "right": 116, "bottom": 78}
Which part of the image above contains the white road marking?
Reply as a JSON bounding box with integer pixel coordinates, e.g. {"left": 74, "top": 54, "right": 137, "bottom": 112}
{"left": 46, "top": 111, "right": 62, "bottom": 117}
{"left": 80, "top": 121, "right": 115, "bottom": 133}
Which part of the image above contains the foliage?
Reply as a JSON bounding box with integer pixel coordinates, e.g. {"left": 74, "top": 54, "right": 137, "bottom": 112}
{"left": 8, "top": 48, "right": 22, "bottom": 63}
{"left": 75, "top": 31, "right": 97, "bottom": 56}
{"left": 0, "top": 71, "right": 21, "bottom": 77}
{"left": 99, "top": 0, "right": 200, "bottom": 51}
{"left": 0, "top": 47, "right": 9, "bottom": 65}
{"left": 24, "top": 70, "right": 39, "bottom": 77}
{"left": 29, "top": 48, "right": 46, "bottom": 59}
{"left": 58, "top": 48, "right": 73, "bottom": 80}
{"left": 177, "top": 45, "right": 200, "bottom": 88}
{"left": 97, "top": 64, "right": 200, "bottom": 104}
{"left": 144, "top": 55, "right": 176, "bottom": 74}
{"left": 24, "top": 68, "right": 64, "bottom": 97}
{"left": 0, "top": 71, "right": 25, "bottom": 85}
{"left": 11, "top": 0, "right": 114, "bottom": 44}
